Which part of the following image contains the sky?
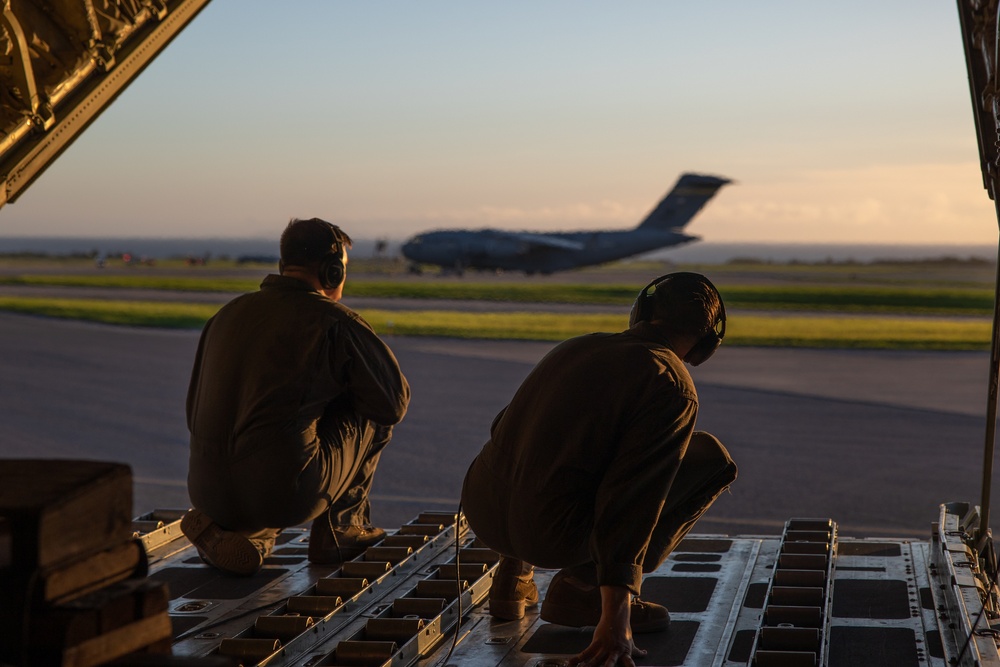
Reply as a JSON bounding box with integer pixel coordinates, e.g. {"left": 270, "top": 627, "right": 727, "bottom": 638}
{"left": 0, "top": 0, "right": 995, "bottom": 246}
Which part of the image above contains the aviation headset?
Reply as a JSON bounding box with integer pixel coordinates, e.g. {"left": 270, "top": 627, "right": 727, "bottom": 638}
{"left": 628, "top": 272, "right": 727, "bottom": 366}
{"left": 280, "top": 219, "right": 347, "bottom": 289}
{"left": 317, "top": 231, "right": 347, "bottom": 290}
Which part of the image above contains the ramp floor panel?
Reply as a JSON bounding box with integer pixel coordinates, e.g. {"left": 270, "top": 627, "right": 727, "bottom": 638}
{"left": 131, "top": 511, "right": 996, "bottom": 666}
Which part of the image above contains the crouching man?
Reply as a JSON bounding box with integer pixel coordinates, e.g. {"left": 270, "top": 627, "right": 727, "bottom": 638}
{"left": 462, "top": 272, "right": 737, "bottom": 666}
{"left": 181, "top": 218, "right": 409, "bottom": 575}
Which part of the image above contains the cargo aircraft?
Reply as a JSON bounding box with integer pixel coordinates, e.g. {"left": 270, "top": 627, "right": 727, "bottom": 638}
{"left": 15, "top": 2, "right": 1000, "bottom": 665}
{"left": 400, "top": 172, "right": 731, "bottom": 275}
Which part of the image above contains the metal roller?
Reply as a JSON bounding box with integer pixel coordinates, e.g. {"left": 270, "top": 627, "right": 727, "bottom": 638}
{"left": 285, "top": 595, "right": 343, "bottom": 615}
{"left": 149, "top": 509, "right": 189, "bottom": 522}
{"left": 416, "top": 578, "right": 468, "bottom": 599}
{"left": 392, "top": 597, "right": 447, "bottom": 618}
{"left": 341, "top": 561, "right": 391, "bottom": 578}
{"left": 416, "top": 511, "right": 459, "bottom": 525}
{"left": 364, "top": 546, "right": 412, "bottom": 564}
{"left": 786, "top": 518, "right": 833, "bottom": 532}
{"left": 759, "top": 627, "right": 821, "bottom": 652}
{"left": 364, "top": 617, "right": 425, "bottom": 642}
{"left": 753, "top": 649, "right": 818, "bottom": 667}
{"left": 334, "top": 639, "right": 398, "bottom": 666}
{"left": 382, "top": 534, "right": 429, "bottom": 549}
{"left": 217, "top": 637, "right": 281, "bottom": 661}
{"left": 773, "top": 570, "right": 826, "bottom": 588}
{"left": 131, "top": 520, "right": 164, "bottom": 533}
{"left": 768, "top": 586, "right": 824, "bottom": 607}
{"left": 457, "top": 547, "right": 499, "bottom": 564}
{"left": 436, "top": 562, "right": 487, "bottom": 580}
{"left": 783, "top": 530, "right": 831, "bottom": 543}
{"left": 254, "top": 615, "right": 315, "bottom": 641}
{"left": 780, "top": 541, "right": 828, "bottom": 555}
{"left": 777, "top": 554, "right": 828, "bottom": 570}
{"left": 763, "top": 605, "right": 823, "bottom": 628}
{"left": 316, "top": 577, "right": 369, "bottom": 597}
{"left": 399, "top": 524, "right": 444, "bottom": 536}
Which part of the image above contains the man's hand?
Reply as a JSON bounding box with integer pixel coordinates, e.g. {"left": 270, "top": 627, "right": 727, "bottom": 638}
{"left": 568, "top": 585, "right": 647, "bottom": 667}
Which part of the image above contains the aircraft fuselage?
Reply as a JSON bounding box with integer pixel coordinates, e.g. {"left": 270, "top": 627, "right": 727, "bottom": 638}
{"left": 400, "top": 172, "right": 729, "bottom": 274}
{"left": 401, "top": 228, "right": 699, "bottom": 274}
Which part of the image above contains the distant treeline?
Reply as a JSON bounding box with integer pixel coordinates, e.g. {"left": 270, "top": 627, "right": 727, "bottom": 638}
{"left": 723, "top": 255, "right": 995, "bottom": 267}
{"left": 0, "top": 251, "right": 995, "bottom": 267}
{"left": 0, "top": 250, "right": 277, "bottom": 265}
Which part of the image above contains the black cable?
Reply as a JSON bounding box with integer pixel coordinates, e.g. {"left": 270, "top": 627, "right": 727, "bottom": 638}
{"left": 18, "top": 568, "right": 40, "bottom": 667}
{"left": 441, "top": 503, "right": 463, "bottom": 664}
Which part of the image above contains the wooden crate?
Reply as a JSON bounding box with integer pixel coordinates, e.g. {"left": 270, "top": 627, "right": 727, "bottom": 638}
{"left": 0, "top": 459, "right": 133, "bottom": 570}
{"left": 25, "top": 578, "right": 173, "bottom": 667}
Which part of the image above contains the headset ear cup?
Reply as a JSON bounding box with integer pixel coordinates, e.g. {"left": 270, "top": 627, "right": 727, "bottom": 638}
{"left": 630, "top": 275, "right": 665, "bottom": 326}
{"left": 628, "top": 297, "right": 640, "bottom": 328}
{"left": 320, "top": 255, "right": 345, "bottom": 289}
{"left": 684, "top": 332, "right": 721, "bottom": 366}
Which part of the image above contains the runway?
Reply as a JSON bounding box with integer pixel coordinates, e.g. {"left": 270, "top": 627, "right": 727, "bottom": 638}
{"left": 0, "top": 311, "right": 993, "bottom": 539}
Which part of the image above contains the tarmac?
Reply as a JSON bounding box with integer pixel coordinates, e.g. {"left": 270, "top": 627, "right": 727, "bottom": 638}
{"left": 0, "top": 310, "right": 994, "bottom": 539}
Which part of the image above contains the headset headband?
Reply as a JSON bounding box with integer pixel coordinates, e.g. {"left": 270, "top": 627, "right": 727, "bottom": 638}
{"left": 628, "top": 272, "right": 726, "bottom": 365}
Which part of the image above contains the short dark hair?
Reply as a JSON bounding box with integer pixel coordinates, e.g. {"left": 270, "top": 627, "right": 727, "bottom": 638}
{"left": 647, "top": 273, "right": 722, "bottom": 339}
{"left": 279, "top": 218, "right": 353, "bottom": 268}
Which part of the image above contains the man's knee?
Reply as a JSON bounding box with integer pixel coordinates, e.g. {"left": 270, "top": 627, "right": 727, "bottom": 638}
{"left": 687, "top": 431, "right": 738, "bottom": 484}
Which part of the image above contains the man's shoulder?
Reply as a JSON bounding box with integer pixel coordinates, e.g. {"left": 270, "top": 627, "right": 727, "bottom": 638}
{"left": 560, "top": 329, "right": 669, "bottom": 358}
{"left": 224, "top": 280, "right": 367, "bottom": 325}
{"left": 549, "top": 331, "right": 684, "bottom": 374}
{"left": 602, "top": 330, "right": 696, "bottom": 396}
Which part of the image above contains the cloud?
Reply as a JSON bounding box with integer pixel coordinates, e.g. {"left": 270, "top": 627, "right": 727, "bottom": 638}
{"left": 415, "top": 199, "right": 642, "bottom": 229}
{"left": 362, "top": 163, "right": 997, "bottom": 245}
{"left": 698, "top": 163, "right": 997, "bottom": 244}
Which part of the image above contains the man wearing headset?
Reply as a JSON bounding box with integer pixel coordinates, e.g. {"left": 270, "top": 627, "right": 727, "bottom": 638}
{"left": 181, "top": 218, "right": 410, "bottom": 576}
{"left": 462, "top": 272, "right": 737, "bottom": 667}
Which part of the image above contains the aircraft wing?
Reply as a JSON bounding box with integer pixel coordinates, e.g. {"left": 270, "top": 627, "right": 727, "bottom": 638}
{"left": 505, "top": 231, "right": 585, "bottom": 251}
{"left": 0, "top": 0, "right": 213, "bottom": 209}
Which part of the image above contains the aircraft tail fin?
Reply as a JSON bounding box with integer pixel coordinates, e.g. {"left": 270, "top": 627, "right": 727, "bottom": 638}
{"left": 637, "top": 173, "right": 731, "bottom": 231}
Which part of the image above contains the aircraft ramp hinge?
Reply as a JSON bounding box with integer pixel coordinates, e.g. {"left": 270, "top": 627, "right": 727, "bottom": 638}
{"left": 90, "top": 41, "right": 117, "bottom": 72}
{"left": 145, "top": 0, "right": 168, "bottom": 20}
{"left": 29, "top": 104, "right": 54, "bottom": 132}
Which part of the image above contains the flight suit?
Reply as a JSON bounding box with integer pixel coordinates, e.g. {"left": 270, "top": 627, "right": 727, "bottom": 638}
{"left": 186, "top": 274, "right": 409, "bottom": 535}
{"left": 461, "top": 322, "right": 736, "bottom": 594}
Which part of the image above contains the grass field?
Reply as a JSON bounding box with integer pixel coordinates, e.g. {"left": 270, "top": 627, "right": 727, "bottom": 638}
{"left": 0, "top": 273, "right": 994, "bottom": 315}
{"left": 0, "top": 258, "right": 994, "bottom": 349}
{"left": 0, "top": 296, "right": 990, "bottom": 350}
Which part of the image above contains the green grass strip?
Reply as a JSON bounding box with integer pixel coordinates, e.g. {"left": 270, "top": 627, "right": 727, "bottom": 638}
{"left": 361, "top": 310, "right": 626, "bottom": 341}
{"left": 0, "top": 297, "right": 990, "bottom": 350}
{"left": 2, "top": 274, "right": 996, "bottom": 314}
{"left": 0, "top": 298, "right": 220, "bottom": 329}
{"left": 730, "top": 315, "right": 990, "bottom": 350}
{"left": 720, "top": 285, "right": 995, "bottom": 315}
{"left": 0, "top": 274, "right": 259, "bottom": 293}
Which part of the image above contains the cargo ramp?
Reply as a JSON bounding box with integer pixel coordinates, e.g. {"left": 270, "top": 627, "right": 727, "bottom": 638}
{"left": 5, "top": 0, "right": 1000, "bottom": 665}
{"left": 121, "top": 504, "right": 998, "bottom": 666}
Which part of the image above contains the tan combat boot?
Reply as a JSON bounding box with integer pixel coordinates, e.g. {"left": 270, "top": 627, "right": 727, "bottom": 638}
{"left": 489, "top": 556, "right": 539, "bottom": 620}
{"left": 180, "top": 508, "right": 265, "bottom": 576}
{"left": 540, "top": 567, "right": 670, "bottom": 633}
{"left": 308, "top": 516, "right": 386, "bottom": 565}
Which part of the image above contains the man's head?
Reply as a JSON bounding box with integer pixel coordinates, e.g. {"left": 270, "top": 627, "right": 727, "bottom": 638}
{"left": 629, "top": 272, "right": 726, "bottom": 365}
{"left": 279, "top": 218, "right": 353, "bottom": 296}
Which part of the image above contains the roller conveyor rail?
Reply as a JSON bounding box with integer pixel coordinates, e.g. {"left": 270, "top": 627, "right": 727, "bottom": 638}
{"left": 131, "top": 504, "right": 1000, "bottom": 666}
